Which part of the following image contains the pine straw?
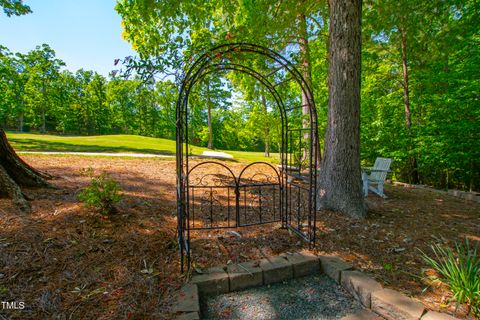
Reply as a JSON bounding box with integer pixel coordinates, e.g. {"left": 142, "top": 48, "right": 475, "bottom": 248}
{"left": 0, "top": 156, "right": 479, "bottom": 319}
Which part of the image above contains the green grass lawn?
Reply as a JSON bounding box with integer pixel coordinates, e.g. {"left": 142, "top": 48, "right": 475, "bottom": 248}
{"left": 7, "top": 132, "right": 279, "bottom": 163}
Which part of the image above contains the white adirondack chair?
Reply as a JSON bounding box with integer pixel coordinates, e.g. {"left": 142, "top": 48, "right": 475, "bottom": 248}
{"left": 362, "top": 157, "right": 393, "bottom": 198}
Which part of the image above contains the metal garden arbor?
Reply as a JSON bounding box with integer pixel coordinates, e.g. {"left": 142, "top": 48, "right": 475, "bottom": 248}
{"left": 176, "top": 43, "right": 319, "bottom": 271}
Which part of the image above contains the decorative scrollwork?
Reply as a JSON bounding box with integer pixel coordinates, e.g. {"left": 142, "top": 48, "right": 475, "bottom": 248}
{"left": 238, "top": 162, "right": 281, "bottom": 185}
{"left": 190, "top": 173, "right": 236, "bottom": 187}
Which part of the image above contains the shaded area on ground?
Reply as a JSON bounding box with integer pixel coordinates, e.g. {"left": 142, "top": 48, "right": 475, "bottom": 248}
{"left": 0, "top": 156, "right": 478, "bottom": 319}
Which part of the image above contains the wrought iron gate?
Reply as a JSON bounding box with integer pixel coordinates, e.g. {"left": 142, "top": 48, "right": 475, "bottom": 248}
{"left": 187, "top": 161, "right": 282, "bottom": 230}
{"left": 176, "top": 43, "right": 320, "bottom": 271}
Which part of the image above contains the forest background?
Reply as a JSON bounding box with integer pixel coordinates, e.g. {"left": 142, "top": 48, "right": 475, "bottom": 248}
{"left": 1, "top": 0, "right": 478, "bottom": 192}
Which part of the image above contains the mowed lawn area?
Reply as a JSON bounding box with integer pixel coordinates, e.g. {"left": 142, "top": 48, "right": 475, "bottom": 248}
{"left": 6, "top": 132, "right": 279, "bottom": 163}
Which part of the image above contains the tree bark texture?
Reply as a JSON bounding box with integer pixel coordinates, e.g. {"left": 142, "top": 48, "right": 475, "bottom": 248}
{"left": 298, "top": 13, "right": 322, "bottom": 164}
{"left": 206, "top": 81, "right": 213, "bottom": 150}
{"left": 318, "top": 0, "right": 367, "bottom": 218}
{"left": 400, "top": 27, "right": 419, "bottom": 184}
{"left": 18, "top": 112, "right": 24, "bottom": 132}
{"left": 299, "top": 13, "right": 312, "bottom": 131}
{"left": 261, "top": 92, "right": 270, "bottom": 157}
{"left": 0, "top": 128, "right": 51, "bottom": 212}
{"left": 401, "top": 28, "right": 411, "bottom": 131}
{"left": 41, "top": 82, "right": 46, "bottom": 133}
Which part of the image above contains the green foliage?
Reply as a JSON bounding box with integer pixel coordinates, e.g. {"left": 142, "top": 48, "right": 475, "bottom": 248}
{"left": 421, "top": 238, "right": 480, "bottom": 316}
{"left": 383, "top": 263, "right": 394, "bottom": 272}
{"left": 78, "top": 169, "right": 122, "bottom": 216}
{"left": 360, "top": 0, "right": 480, "bottom": 191}
{"left": 0, "top": 0, "right": 478, "bottom": 191}
{"left": 0, "top": 286, "right": 8, "bottom": 296}
{"left": 23, "top": 44, "right": 65, "bottom": 133}
{"left": 0, "top": 0, "right": 31, "bottom": 17}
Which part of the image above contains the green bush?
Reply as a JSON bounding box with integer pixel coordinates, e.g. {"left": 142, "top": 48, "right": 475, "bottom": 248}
{"left": 79, "top": 170, "right": 122, "bottom": 215}
{"left": 421, "top": 238, "right": 480, "bottom": 316}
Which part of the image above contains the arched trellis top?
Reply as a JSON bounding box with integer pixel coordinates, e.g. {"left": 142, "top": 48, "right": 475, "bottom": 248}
{"left": 175, "top": 43, "right": 320, "bottom": 272}
{"left": 176, "top": 43, "right": 317, "bottom": 126}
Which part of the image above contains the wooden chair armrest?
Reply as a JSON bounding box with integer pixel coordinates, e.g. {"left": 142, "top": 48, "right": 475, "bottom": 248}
{"left": 361, "top": 167, "right": 376, "bottom": 175}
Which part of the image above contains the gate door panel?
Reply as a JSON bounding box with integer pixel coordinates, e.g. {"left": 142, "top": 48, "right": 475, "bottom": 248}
{"left": 187, "top": 162, "right": 238, "bottom": 229}
{"left": 284, "top": 128, "right": 316, "bottom": 242}
{"left": 238, "top": 162, "right": 282, "bottom": 226}
{"left": 285, "top": 177, "right": 312, "bottom": 241}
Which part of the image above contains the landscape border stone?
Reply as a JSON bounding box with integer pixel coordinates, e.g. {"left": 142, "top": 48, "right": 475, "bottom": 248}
{"left": 340, "top": 309, "right": 384, "bottom": 320}
{"left": 259, "top": 255, "right": 293, "bottom": 284}
{"left": 371, "top": 288, "right": 425, "bottom": 320}
{"left": 173, "top": 283, "right": 200, "bottom": 313}
{"left": 341, "top": 270, "right": 383, "bottom": 308}
{"left": 281, "top": 251, "right": 321, "bottom": 277}
{"left": 190, "top": 267, "right": 229, "bottom": 296}
{"left": 421, "top": 310, "right": 459, "bottom": 320}
{"left": 392, "top": 181, "right": 480, "bottom": 203}
{"left": 319, "top": 255, "right": 354, "bottom": 283}
{"left": 173, "top": 253, "right": 460, "bottom": 320}
{"left": 227, "top": 260, "right": 263, "bottom": 291}
{"left": 176, "top": 312, "right": 200, "bottom": 320}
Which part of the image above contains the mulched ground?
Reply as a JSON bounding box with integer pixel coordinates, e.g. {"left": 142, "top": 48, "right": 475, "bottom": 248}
{"left": 0, "top": 156, "right": 479, "bottom": 319}
{"left": 202, "top": 274, "right": 362, "bottom": 319}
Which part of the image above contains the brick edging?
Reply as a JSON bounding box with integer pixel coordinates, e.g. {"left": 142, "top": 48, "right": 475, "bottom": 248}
{"left": 173, "top": 252, "right": 459, "bottom": 320}
{"left": 392, "top": 181, "right": 480, "bottom": 204}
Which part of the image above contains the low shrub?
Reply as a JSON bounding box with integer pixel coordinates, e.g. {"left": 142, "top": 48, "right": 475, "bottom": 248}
{"left": 79, "top": 170, "right": 122, "bottom": 215}
{"left": 421, "top": 237, "right": 480, "bottom": 316}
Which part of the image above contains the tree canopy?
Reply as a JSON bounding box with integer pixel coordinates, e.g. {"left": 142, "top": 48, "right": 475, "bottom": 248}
{"left": 0, "top": 0, "right": 31, "bottom": 17}
{"left": 0, "top": 0, "right": 478, "bottom": 192}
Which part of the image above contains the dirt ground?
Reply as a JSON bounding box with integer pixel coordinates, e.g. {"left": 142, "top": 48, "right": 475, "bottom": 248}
{"left": 0, "top": 156, "right": 478, "bottom": 319}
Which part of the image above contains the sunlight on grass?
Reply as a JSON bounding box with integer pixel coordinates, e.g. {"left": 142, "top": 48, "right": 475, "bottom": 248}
{"left": 7, "top": 132, "right": 279, "bottom": 163}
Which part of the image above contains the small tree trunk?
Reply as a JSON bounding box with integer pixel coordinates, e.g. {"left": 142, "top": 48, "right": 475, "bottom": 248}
{"left": 261, "top": 93, "right": 270, "bottom": 157}
{"left": 40, "top": 82, "right": 47, "bottom": 133}
{"left": 122, "top": 100, "right": 129, "bottom": 134}
{"left": 206, "top": 81, "right": 213, "bottom": 150}
{"left": 0, "top": 128, "right": 52, "bottom": 212}
{"left": 41, "top": 107, "right": 46, "bottom": 133}
{"left": 299, "top": 13, "right": 312, "bottom": 132}
{"left": 299, "top": 14, "right": 312, "bottom": 160}
{"left": 400, "top": 27, "right": 419, "bottom": 184}
{"left": 318, "top": 0, "right": 366, "bottom": 219}
{"left": 18, "top": 112, "right": 24, "bottom": 132}
{"left": 401, "top": 28, "right": 411, "bottom": 131}
{"left": 151, "top": 102, "right": 157, "bottom": 137}
{"left": 298, "top": 13, "right": 322, "bottom": 165}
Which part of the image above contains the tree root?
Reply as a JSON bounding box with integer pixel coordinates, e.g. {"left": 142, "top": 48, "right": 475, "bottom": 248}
{"left": 0, "top": 128, "right": 53, "bottom": 212}
{"left": 0, "top": 164, "right": 31, "bottom": 213}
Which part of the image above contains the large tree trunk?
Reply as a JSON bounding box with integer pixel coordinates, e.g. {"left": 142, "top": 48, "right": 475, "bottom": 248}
{"left": 318, "top": 0, "right": 366, "bottom": 219}
{"left": 0, "top": 128, "right": 51, "bottom": 212}
{"left": 400, "top": 27, "right": 419, "bottom": 184}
